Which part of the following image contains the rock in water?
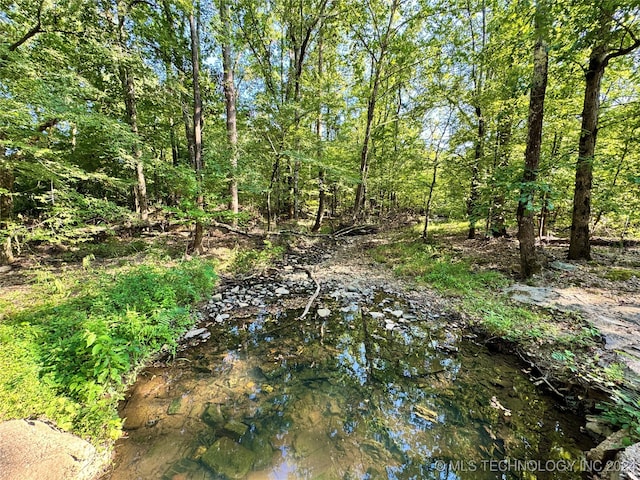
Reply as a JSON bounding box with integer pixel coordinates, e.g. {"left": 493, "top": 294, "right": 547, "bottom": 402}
{"left": 184, "top": 327, "right": 208, "bottom": 340}
{"left": 200, "top": 437, "right": 255, "bottom": 479}
{"left": 0, "top": 419, "right": 103, "bottom": 480}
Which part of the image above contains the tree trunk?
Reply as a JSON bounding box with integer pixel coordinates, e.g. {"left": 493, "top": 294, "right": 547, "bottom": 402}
{"left": 221, "top": 0, "right": 239, "bottom": 225}
{"left": 517, "top": 31, "right": 548, "bottom": 278}
{"left": 467, "top": 106, "right": 483, "bottom": 239}
{"left": 539, "top": 132, "right": 561, "bottom": 239}
{"left": 568, "top": 51, "right": 606, "bottom": 260}
{"left": 116, "top": 4, "right": 149, "bottom": 223}
{"left": 353, "top": 0, "right": 398, "bottom": 221}
{"left": 312, "top": 34, "right": 325, "bottom": 233}
{"left": 354, "top": 65, "right": 381, "bottom": 220}
{"left": 422, "top": 161, "right": 438, "bottom": 241}
{"left": 489, "top": 115, "right": 512, "bottom": 237}
{"left": 0, "top": 162, "right": 14, "bottom": 265}
{"left": 189, "top": 12, "right": 204, "bottom": 254}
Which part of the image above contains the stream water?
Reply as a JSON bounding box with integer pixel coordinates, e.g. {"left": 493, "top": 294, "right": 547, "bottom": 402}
{"left": 104, "top": 285, "right": 593, "bottom": 480}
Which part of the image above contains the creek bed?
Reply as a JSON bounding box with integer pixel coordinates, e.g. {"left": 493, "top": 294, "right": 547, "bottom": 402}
{"left": 104, "top": 286, "right": 593, "bottom": 480}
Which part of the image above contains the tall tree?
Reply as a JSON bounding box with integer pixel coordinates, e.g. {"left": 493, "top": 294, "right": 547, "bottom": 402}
{"left": 517, "top": 1, "right": 549, "bottom": 278}
{"left": 189, "top": 11, "right": 205, "bottom": 253}
{"left": 112, "top": 0, "right": 149, "bottom": 222}
{"left": 352, "top": 0, "right": 401, "bottom": 219}
{"left": 568, "top": 3, "right": 640, "bottom": 260}
{"left": 220, "top": 0, "right": 239, "bottom": 224}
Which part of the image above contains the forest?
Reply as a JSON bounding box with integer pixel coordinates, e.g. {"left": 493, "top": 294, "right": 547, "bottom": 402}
{"left": 2, "top": 0, "right": 640, "bottom": 477}
{"left": 0, "top": 0, "right": 639, "bottom": 273}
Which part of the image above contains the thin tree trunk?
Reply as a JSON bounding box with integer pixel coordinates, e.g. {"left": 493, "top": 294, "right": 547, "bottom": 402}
{"left": 517, "top": 27, "right": 548, "bottom": 278}
{"left": 353, "top": 0, "right": 399, "bottom": 221}
{"left": 221, "top": 0, "right": 239, "bottom": 225}
{"left": 312, "top": 33, "right": 325, "bottom": 233}
{"left": 489, "top": 115, "right": 512, "bottom": 237}
{"left": 189, "top": 12, "right": 204, "bottom": 253}
{"left": 422, "top": 109, "right": 452, "bottom": 241}
{"left": 116, "top": 4, "right": 149, "bottom": 223}
{"left": 539, "top": 132, "right": 561, "bottom": 239}
{"left": 467, "top": 106, "right": 483, "bottom": 239}
{"left": 0, "top": 161, "right": 14, "bottom": 265}
{"left": 568, "top": 50, "right": 606, "bottom": 260}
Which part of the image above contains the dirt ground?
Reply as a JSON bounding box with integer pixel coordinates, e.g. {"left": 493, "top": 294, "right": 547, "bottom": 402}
{"left": 447, "top": 233, "right": 640, "bottom": 380}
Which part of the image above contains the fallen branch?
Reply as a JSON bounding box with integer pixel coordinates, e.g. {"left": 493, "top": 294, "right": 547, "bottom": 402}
{"left": 210, "top": 220, "right": 255, "bottom": 237}
{"left": 296, "top": 266, "right": 321, "bottom": 319}
{"left": 533, "top": 375, "right": 564, "bottom": 398}
{"left": 334, "top": 224, "right": 379, "bottom": 237}
{"left": 267, "top": 230, "right": 333, "bottom": 238}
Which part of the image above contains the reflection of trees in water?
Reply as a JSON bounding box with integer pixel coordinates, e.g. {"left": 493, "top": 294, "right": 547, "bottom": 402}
{"left": 114, "top": 296, "right": 588, "bottom": 480}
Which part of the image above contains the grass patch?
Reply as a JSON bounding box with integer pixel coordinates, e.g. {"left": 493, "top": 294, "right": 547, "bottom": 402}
{"left": 0, "top": 256, "right": 216, "bottom": 445}
{"left": 605, "top": 268, "right": 640, "bottom": 282}
{"left": 229, "top": 240, "right": 285, "bottom": 274}
{"left": 370, "top": 237, "right": 507, "bottom": 295}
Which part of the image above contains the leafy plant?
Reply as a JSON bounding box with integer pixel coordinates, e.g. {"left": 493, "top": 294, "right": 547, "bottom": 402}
{"left": 598, "top": 388, "right": 640, "bottom": 444}
{"left": 0, "top": 258, "right": 217, "bottom": 443}
{"left": 229, "top": 240, "right": 285, "bottom": 274}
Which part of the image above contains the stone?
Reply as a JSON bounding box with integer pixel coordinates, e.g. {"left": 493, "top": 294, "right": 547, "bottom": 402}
{"left": 238, "top": 302, "right": 250, "bottom": 308}
{"left": 549, "top": 260, "right": 578, "bottom": 272}
{"left": 245, "top": 434, "right": 274, "bottom": 470}
{"left": 202, "top": 404, "right": 225, "bottom": 428}
{"left": 369, "top": 312, "right": 385, "bottom": 320}
{"left": 587, "top": 429, "right": 629, "bottom": 464}
{"left": 211, "top": 293, "right": 223, "bottom": 301}
{"left": 220, "top": 420, "right": 249, "bottom": 440}
{"left": 215, "top": 313, "right": 230, "bottom": 323}
{"left": 275, "top": 287, "right": 290, "bottom": 295}
{"left": 200, "top": 437, "right": 255, "bottom": 479}
{"left": 162, "top": 458, "right": 209, "bottom": 480}
{"left": 585, "top": 415, "right": 614, "bottom": 439}
{"left": 184, "top": 327, "right": 208, "bottom": 340}
{"left": 613, "top": 442, "right": 640, "bottom": 480}
{"left": 317, "top": 308, "right": 331, "bottom": 318}
{"left": 0, "top": 419, "right": 103, "bottom": 480}
{"left": 390, "top": 310, "right": 404, "bottom": 318}
{"left": 230, "top": 286, "right": 240, "bottom": 294}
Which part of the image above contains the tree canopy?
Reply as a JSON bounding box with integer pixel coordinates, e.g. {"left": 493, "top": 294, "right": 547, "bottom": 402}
{"left": 1, "top": 0, "right": 639, "bottom": 268}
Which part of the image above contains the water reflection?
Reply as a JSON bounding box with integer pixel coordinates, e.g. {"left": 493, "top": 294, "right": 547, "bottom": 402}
{"left": 105, "top": 292, "right": 592, "bottom": 480}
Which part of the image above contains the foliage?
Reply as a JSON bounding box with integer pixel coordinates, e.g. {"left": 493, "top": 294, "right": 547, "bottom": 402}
{"left": 229, "top": 240, "right": 285, "bottom": 274}
{"left": 598, "top": 388, "right": 640, "bottom": 444}
{"left": 604, "top": 268, "right": 640, "bottom": 282}
{"left": 0, "top": 257, "right": 217, "bottom": 443}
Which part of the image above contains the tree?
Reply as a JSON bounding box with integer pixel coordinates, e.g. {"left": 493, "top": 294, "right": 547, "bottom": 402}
{"left": 352, "top": 0, "right": 401, "bottom": 220}
{"left": 220, "top": 0, "right": 239, "bottom": 224}
{"left": 568, "top": 3, "right": 640, "bottom": 260}
{"left": 517, "top": 1, "right": 549, "bottom": 278}
{"left": 189, "top": 11, "right": 205, "bottom": 253}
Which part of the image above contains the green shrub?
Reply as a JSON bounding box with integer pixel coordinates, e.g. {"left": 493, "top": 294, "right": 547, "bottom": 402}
{"left": 0, "top": 259, "right": 217, "bottom": 443}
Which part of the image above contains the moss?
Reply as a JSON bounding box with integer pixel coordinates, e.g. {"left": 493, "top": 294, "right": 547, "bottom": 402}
{"left": 604, "top": 268, "right": 639, "bottom": 282}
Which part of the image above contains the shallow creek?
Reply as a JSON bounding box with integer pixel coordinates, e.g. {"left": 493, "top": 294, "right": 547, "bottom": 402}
{"left": 104, "top": 279, "right": 594, "bottom": 480}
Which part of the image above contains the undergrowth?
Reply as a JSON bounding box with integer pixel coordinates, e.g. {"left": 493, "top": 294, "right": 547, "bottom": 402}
{"left": 370, "top": 225, "right": 600, "bottom": 354}
{"left": 0, "top": 255, "right": 216, "bottom": 445}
